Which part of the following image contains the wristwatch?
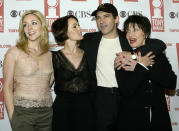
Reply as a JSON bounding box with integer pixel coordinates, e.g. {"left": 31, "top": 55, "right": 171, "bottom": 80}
{"left": 131, "top": 54, "right": 137, "bottom": 60}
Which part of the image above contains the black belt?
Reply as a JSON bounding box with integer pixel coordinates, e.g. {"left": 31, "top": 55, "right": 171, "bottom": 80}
{"left": 97, "top": 86, "right": 119, "bottom": 94}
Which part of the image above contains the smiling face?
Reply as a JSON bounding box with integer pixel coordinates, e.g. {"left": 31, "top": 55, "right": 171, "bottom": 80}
{"left": 95, "top": 11, "right": 119, "bottom": 38}
{"left": 67, "top": 18, "right": 83, "bottom": 41}
{"left": 23, "top": 14, "right": 42, "bottom": 43}
{"left": 126, "top": 23, "right": 146, "bottom": 48}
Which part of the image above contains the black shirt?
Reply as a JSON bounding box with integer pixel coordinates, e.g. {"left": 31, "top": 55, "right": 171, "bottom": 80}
{"left": 52, "top": 50, "right": 91, "bottom": 95}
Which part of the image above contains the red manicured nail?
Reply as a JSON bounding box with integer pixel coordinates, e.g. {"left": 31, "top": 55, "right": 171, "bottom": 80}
{"left": 137, "top": 51, "right": 140, "bottom": 54}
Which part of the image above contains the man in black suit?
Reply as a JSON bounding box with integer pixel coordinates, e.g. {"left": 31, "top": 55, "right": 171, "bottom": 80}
{"left": 80, "top": 3, "right": 166, "bottom": 131}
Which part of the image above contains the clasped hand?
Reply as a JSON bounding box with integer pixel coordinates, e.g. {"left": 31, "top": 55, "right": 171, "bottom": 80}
{"left": 114, "top": 51, "right": 155, "bottom": 71}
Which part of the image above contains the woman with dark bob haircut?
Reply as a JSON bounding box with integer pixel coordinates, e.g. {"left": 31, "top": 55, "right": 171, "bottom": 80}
{"left": 123, "top": 14, "right": 151, "bottom": 39}
{"left": 116, "top": 15, "right": 177, "bottom": 131}
{"left": 51, "top": 15, "right": 95, "bottom": 131}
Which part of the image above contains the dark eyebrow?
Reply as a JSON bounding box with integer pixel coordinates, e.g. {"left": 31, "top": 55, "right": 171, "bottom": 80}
{"left": 104, "top": 14, "right": 110, "bottom": 16}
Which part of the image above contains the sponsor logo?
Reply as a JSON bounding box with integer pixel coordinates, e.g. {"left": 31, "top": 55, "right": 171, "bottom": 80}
{"left": 0, "top": 0, "right": 4, "bottom": 32}
{"left": 166, "top": 43, "right": 172, "bottom": 46}
{"left": 0, "top": 78, "right": 4, "bottom": 119}
{"left": 10, "top": 10, "right": 27, "bottom": 17}
{"left": 124, "top": 0, "right": 138, "bottom": 2}
{"left": 169, "top": 12, "right": 178, "bottom": 19}
{"left": 176, "top": 89, "right": 179, "bottom": 96}
{"left": 67, "top": 10, "right": 91, "bottom": 18}
{"left": 169, "top": 29, "right": 179, "bottom": 32}
{"left": 0, "top": 44, "right": 11, "bottom": 48}
{"left": 8, "top": 29, "right": 19, "bottom": 32}
{"left": 0, "top": 60, "right": 2, "bottom": 68}
{"left": 99, "top": 0, "right": 113, "bottom": 5}
{"left": 172, "top": 122, "right": 178, "bottom": 126}
{"left": 81, "top": 28, "right": 96, "bottom": 33}
{"left": 72, "top": 0, "right": 87, "bottom": 1}
{"left": 149, "top": 0, "right": 164, "bottom": 32}
{"left": 51, "top": 44, "right": 59, "bottom": 47}
{"left": 175, "top": 107, "right": 179, "bottom": 111}
{"left": 10, "top": 10, "right": 18, "bottom": 17}
{"left": 119, "top": 11, "right": 142, "bottom": 18}
{"left": 166, "top": 96, "right": 170, "bottom": 111}
{"left": 44, "top": 0, "right": 60, "bottom": 31}
{"left": 173, "top": 0, "right": 179, "bottom": 3}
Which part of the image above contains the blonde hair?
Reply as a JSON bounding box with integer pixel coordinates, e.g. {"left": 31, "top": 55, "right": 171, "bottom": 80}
{"left": 16, "top": 10, "right": 50, "bottom": 55}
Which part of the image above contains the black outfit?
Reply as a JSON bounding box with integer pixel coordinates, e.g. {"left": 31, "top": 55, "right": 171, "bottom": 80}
{"left": 80, "top": 30, "right": 166, "bottom": 131}
{"left": 52, "top": 50, "right": 95, "bottom": 131}
{"left": 116, "top": 38, "right": 177, "bottom": 131}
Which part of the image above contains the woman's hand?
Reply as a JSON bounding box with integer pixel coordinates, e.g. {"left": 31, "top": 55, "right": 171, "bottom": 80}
{"left": 119, "top": 58, "right": 138, "bottom": 71}
{"left": 9, "top": 109, "right": 14, "bottom": 121}
{"left": 137, "top": 51, "right": 155, "bottom": 67}
{"left": 114, "top": 52, "right": 137, "bottom": 71}
{"left": 114, "top": 51, "right": 132, "bottom": 69}
{"left": 114, "top": 51, "right": 155, "bottom": 71}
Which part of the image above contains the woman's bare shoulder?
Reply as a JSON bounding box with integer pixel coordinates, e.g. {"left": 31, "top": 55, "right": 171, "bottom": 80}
{"left": 7, "top": 46, "right": 21, "bottom": 54}
{"left": 5, "top": 46, "right": 22, "bottom": 59}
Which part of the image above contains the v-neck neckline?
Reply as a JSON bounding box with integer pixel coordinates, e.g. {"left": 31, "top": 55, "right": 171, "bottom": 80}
{"left": 59, "top": 50, "right": 84, "bottom": 71}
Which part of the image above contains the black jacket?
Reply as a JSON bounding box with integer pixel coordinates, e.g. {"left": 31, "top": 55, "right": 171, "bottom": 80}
{"left": 80, "top": 30, "right": 166, "bottom": 91}
{"left": 116, "top": 38, "right": 177, "bottom": 131}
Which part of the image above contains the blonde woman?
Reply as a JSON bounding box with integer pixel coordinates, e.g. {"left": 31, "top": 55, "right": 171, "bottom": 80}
{"left": 3, "top": 10, "right": 54, "bottom": 131}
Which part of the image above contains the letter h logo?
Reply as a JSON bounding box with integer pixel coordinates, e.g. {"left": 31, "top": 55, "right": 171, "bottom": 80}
{"left": 149, "top": 0, "right": 165, "bottom": 32}
{"left": 44, "top": 0, "right": 60, "bottom": 31}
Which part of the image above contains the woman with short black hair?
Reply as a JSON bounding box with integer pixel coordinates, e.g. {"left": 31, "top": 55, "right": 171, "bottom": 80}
{"left": 116, "top": 15, "right": 176, "bottom": 131}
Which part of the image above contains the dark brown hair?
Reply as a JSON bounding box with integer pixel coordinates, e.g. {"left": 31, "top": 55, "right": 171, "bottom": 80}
{"left": 51, "top": 15, "right": 78, "bottom": 45}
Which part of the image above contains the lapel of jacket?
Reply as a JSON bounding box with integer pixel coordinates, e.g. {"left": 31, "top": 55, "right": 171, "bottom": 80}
{"left": 92, "top": 32, "right": 102, "bottom": 70}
